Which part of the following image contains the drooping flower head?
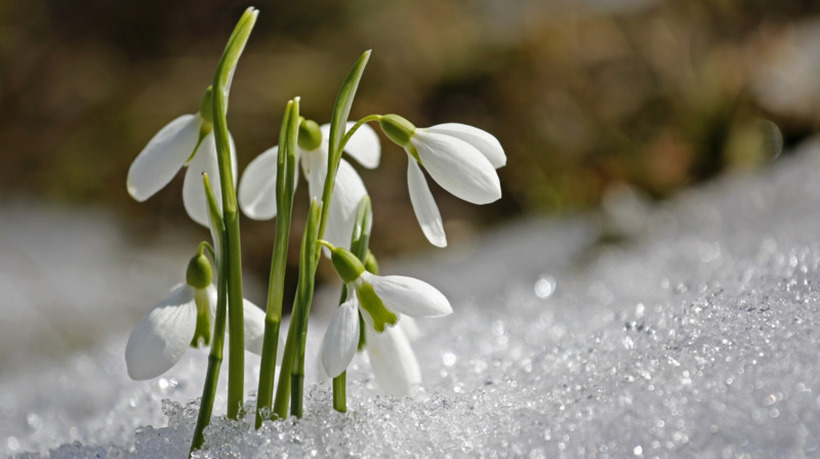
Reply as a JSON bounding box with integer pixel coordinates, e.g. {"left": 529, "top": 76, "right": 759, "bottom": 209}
{"left": 379, "top": 114, "right": 506, "bottom": 247}
{"left": 318, "top": 241, "right": 451, "bottom": 394}
{"left": 126, "top": 87, "right": 237, "bottom": 227}
{"left": 125, "top": 251, "right": 265, "bottom": 380}
{"left": 238, "top": 120, "right": 380, "bottom": 249}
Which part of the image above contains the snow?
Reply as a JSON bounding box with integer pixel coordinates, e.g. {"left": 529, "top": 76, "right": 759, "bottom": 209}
{"left": 5, "top": 136, "right": 820, "bottom": 457}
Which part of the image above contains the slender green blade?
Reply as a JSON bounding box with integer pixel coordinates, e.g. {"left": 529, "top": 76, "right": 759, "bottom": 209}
{"left": 328, "top": 50, "right": 371, "bottom": 164}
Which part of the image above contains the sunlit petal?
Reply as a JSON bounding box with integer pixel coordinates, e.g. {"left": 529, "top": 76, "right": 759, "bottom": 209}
{"left": 426, "top": 123, "right": 506, "bottom": 168}
{"left": 183, "top": 133, "right": 219, "bottom": 227}
{"left": 366, "top": 325, "right": 421, "bottom": 396}
{"left": 412, "top": 131, "right": 501, "bottom": 205}
{"left": 242, "top": 298, "right": 266, "bottom": 355}
{"left": 321, "top": 299, "right": 361, "bottom": 378}
{"left": 362, "top": 272, "right": 452, "bottom": 318}
{"left": 407, "top": 159, "right": 447, "bottom": 247}
{"left": 320, "top": 122, "right": 381, "bottom": 169}
{"left": 344, "top": 122, "right": 381, "bottom": 169}
{"left": 125, "top": 283, "right": 198, "bottom": 380}
{"left": 238, "top": 146, "right": 279, "bottom": 220}
{"left": 325, "top": 160, "right": 368, "bottom": 249}
{"left": 127, "top": 114, "right": 201, "bottom": 202}
{"left": 301, "top": 147, "right": 329, "bottom": 202}
{"left": 398, "top": 315, "right": 421, "bottom": 342}
{"left": 183, "top": 132, "right": 237, "bottom": 227}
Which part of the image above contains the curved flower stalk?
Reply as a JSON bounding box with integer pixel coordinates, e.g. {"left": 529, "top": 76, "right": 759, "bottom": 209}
{"left": 126, "top": 89, "right": 237, "bottom": 227}
{"left": 379, "top": 115, "right": 506, "bottom": 247}
{"left": 125, "top": 259, "right": 266, "bottom": 381}
{"left": 238, "top": 121, "right": 380, "bottom": 249}
{"left": 319, "top": 241, "right": 451, "bottom": 394}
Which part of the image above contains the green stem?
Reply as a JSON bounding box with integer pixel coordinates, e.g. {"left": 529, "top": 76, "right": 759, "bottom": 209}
{"left": 255, "top": 98, "right": 300, "bottom": 428}
{"left": 332, "top": 373, "right": 347, "bottom": 412}
{"left": 211, "top": 7, "right": 258, "bottom": 420}
{"left": 190, "top": 174, "right": 227, "bottom": 454}
{"left": 273, "top": 50, "right": 371, "bottom": 419}
{"left": 273, "top": 201, "right": 321, "bottom": 419}
{"left": 332, "top": 196, "right": 372, "bottom": 412}
{"left": 190, "top": 239, "right": 228, "bottom": 453}
{"left": 339, "top": 114, "right": 382, "bottom": 151}
{"left": 291, "top": 201, "right": 321, "bottom": 418}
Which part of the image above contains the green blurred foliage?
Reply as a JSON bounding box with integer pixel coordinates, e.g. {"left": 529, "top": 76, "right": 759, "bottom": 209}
{"left": 1, "top": 0, "right": 819, "bottom": 277}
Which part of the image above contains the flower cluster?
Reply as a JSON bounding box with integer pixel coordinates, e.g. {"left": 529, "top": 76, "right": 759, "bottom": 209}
{"left": 126, "top": 109, "right": 505, "bottom": 391}
{"left": 123, "top": 8, "right": 506, "bottom": 450}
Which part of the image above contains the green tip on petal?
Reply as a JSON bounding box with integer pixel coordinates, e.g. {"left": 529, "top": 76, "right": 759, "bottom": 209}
{"left": 298, "top": 118, "right": 323, "bottom": 151}
{"left": 379, "top": 114, "right": 416, "bottom": 148}
{"left": 186, "top": 252, "right": 213, "bottom": 289}
{"left": 355, "top": 280, "right": 398, "bottom": 332}
{"left": 190, "top": 287, "right": 211, "bottom": 348}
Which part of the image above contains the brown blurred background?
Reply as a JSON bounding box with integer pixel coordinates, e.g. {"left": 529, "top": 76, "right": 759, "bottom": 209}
{"left": 3, "top": 0, "right": 820, "bottom": 293}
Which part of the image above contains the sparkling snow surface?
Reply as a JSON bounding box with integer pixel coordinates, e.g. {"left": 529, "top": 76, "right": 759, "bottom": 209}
{"left": 6, "top": 138, "right": 820, "bottom": 457}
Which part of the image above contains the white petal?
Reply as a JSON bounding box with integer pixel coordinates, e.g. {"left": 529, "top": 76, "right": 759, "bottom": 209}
{"left": 125, "top": 283, "right": 198, "bottom": 380}
{"left": 344, "top": 122, "right": 381, "bottom": 169}
{"left": 426, "top": 123, "right": 506, "bottom": 168}
{"left": 301, "top": 147, "right": 329, "bottom": 201}
{"left": 324, "top": 160, "right": 368, "bottom": 249}
{"left": 183, "top": 132, "right": 238, "bottom": 227}
{"left": 242, "top": 298, "right": 267, "bottom": 355}
{"left": 238, "top": 146, "right": 279, "bottom": 220}
{"left": 398, "top": 315, "right": 422, "bottom": 342}
{"left": 321, "top": 299, "right": 361, "bottom": 378}
{"left": 407, "top": 159, "right": 447, "bottom": 247}
{"left": 205, "top": 288, "right": 271, "bottom": 356}
{"left": 320, "top": 122, "right": 381, "bottom": 169}
{"left": 365, "top": 326, "right": 421, "bottom": 396}
{"left": 363, "top": 272, "right": 452, "bottom": 318}
{"left": 412, "top": 131, "right": 501, "bottom": 205}
{"left": 127, "top": 114, "right": 201, "bottom": 202}
{"left": 205, "top": 284, "right": 219, "bottom": 320}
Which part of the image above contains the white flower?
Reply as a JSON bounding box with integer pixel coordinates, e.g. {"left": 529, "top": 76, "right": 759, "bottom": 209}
{"left": 364, "top": 322, "right": 421, "bottom": 396}
{"left": 126, "top": 113, "right": 237, "bottom": 227}
{"left": 319, "top": 270, "right": 451, "bottom": 395}
{"left": 381, "top": 116, "right": 506, "bottom": 248}
{"left": 125, "top": 282, "right": 265, "bottom": 380}
{"left": 238, "top": 122, "right": 380, "bottom": 249}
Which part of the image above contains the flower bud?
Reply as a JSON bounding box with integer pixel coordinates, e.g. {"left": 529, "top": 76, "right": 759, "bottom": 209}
{"left": 379, "top": 114, "right": 416, "bottom": 147}
{"left": 298, "top": 118, "right": 323, "bottom": 151}
{"left": 186, "top": 253, "right": 213, "bottom": 289}
{"left": 364, "top": 250, "right": 379, "bottom": 274}
{"left": 326, "top": 243, "right": 366, "bottom": 284}
{"left": 198, "top": 86, "right": 214, "bottom": 124}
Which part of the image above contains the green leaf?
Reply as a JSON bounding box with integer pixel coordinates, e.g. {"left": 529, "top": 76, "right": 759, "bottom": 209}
{"left": 201, "top": 172, "right": 225, "bottom": 257}
{"left": 328, "top": 50, "right": 372, "bottom": 166}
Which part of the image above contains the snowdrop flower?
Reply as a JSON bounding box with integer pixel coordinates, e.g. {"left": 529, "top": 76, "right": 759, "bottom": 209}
{"left": 363, "top": 316, "right": 423, "bottom": 396}
{"left": 125, "top": 252, "right": 265, "bottom": 380}
{"left": 319, "top": 242, "right": 451, "bottom": 394}
{"left": 238, "top": 120, "right": 380, "bottom": 249}
{"left": 127, "top": 87, "right": 237, "bottom": 227}
{"left": 379, "top": 114, "right": 506, "bottom": 247}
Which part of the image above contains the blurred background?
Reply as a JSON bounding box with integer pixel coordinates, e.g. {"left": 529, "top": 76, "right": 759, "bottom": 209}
{"left": 3, "top": 0, "right": 820, "bottom": 310}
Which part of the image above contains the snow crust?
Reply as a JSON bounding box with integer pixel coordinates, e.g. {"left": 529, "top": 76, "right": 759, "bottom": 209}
{"left": 6, "top": 137, "right": 820, "bottom": 457}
